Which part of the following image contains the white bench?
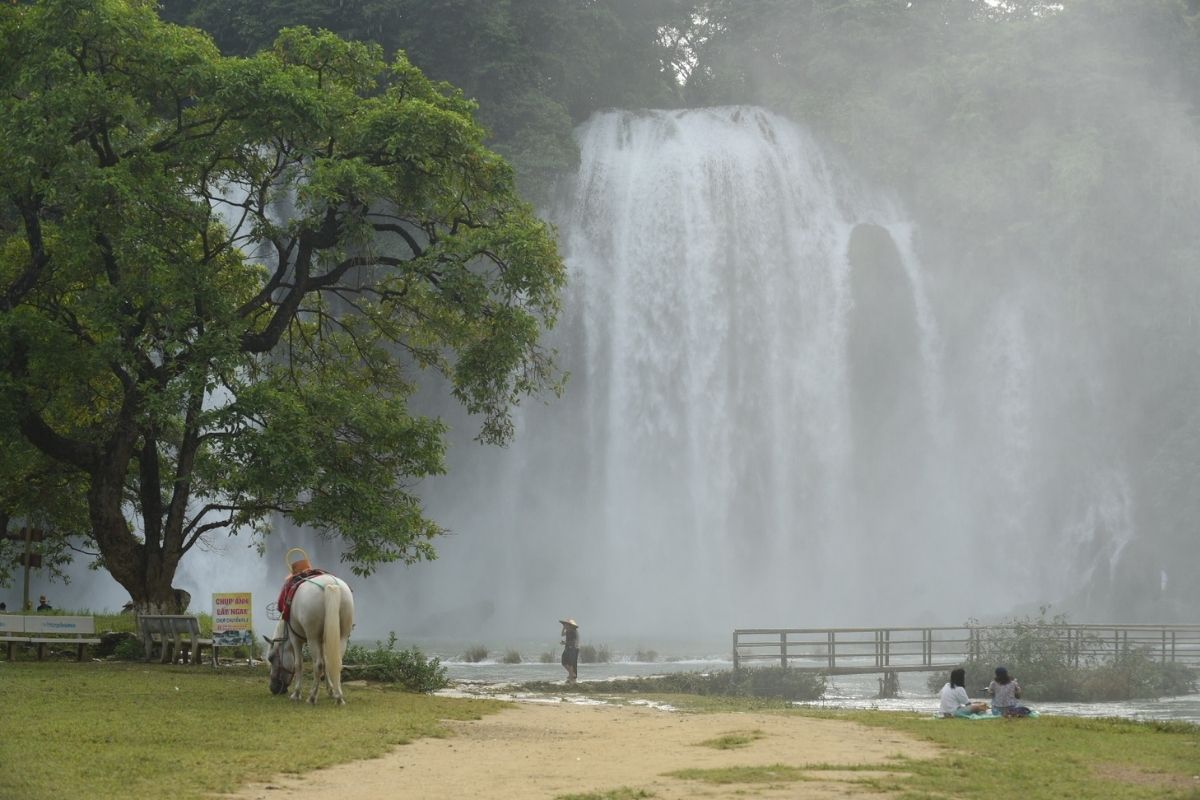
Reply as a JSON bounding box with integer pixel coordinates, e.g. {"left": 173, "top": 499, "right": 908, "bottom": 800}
{"left": 137, "top": 614, "right": 214, "bottom": 665}
{"left": 0, "top": 614, "right": 100, "bottom": 661}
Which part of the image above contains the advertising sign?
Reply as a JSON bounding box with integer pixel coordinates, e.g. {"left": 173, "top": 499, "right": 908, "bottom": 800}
{"left": 212, "top": 592, "right": 253, "bottom": 646}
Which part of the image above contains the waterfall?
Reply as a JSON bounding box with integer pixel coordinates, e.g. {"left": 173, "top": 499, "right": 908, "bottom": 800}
{"left": 387, "top": 107, "right": 959, "bottom": 639}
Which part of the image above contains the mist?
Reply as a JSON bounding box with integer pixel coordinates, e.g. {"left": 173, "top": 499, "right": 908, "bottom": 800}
{"left": 360, "top": 2, "right": 1200, "bottom": 643}
{"left": 26, "top": 1, "right": 1200, "bottom": 650}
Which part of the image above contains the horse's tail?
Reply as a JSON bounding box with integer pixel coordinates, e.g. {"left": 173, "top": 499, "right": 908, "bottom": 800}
{"left": 323, "top": 582, "right": 344, "bottom": 698}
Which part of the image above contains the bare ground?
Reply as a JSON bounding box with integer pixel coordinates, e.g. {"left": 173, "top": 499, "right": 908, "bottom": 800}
{"left": 228, "top": 700, "right": 942, "bottom": 799}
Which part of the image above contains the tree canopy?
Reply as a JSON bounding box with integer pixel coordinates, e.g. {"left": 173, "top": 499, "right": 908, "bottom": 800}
{"left": 0, "top": 0, "right": 564, "bottom": 609}
{"left": 159, "top": 0, "right": 690, "bottom": 199}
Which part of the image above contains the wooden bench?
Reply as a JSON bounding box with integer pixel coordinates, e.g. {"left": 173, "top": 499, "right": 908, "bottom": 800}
{"left": 137, "top": 614, "right": 214, "bottom": 665}
{"left": 0, "top": 614, "right": 101, "bottom": 661}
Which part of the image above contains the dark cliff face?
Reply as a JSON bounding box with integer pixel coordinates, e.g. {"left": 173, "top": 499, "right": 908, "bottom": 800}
{"left": 846, "top": 223, "right": 924, "bottom": 499}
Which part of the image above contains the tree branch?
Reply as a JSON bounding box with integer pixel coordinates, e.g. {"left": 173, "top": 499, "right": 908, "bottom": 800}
{"left": 4, "top": 192, "right": 51, "bottom": 311}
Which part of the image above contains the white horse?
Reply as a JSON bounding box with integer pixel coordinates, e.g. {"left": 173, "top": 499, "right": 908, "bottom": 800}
{"left": 265, "top": 573, "right": 355, "bottom": 705}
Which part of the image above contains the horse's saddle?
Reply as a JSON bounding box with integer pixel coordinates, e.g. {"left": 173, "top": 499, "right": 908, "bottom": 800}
{"left": 276, "top": 568, "right": 328, "bottom": 622}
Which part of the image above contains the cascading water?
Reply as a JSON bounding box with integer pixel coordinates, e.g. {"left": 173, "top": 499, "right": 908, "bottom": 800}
{"left": 380, "top": 107, "right": 979, "bottom": 640}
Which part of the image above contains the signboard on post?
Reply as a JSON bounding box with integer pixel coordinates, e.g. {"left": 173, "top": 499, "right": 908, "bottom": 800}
{"left": 211, "top": 592, "right": 254, "bottom": 647}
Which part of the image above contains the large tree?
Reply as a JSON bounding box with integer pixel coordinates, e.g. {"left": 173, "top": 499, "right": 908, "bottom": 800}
{"left": 0, "top": 0, "right": 564, "bottom": 611}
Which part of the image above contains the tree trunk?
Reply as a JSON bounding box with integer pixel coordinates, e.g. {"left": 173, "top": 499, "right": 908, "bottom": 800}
{"left": 89, "top": 470, "right": 188, "bottom": 614}
{"left": 106, "top": 545, "right": 189, "bottom": 613}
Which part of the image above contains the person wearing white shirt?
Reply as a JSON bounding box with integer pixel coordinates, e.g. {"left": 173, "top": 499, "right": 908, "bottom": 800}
{"left": 939, "top": 668, "right": 988, "bottom": 717}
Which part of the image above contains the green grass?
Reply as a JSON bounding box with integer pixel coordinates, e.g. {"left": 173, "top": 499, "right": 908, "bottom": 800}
{"left": 555, "top": 789, "right": 655, "bottom": 800}
{"left": 793, "top": 708, "right": 1200, "bottom": 799}
{"left": 695, "top": 728, "right": 767, "bottom": 749}
{"left": 666, "top": 764, "right": 812, "bottom": 784}
{"left": 0, "top": 660, "right": 504, "bottom": 800}
{"left": 5, "top": 659, "right": 1198, "bottom": 800}
{"left": 666, "top": 710, "right": 1200, "bottom": 798}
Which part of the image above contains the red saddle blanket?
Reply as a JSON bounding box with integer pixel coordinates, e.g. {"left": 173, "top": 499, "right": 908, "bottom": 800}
{"left": 277, "top": 568, "right": 329, "bottom": 622}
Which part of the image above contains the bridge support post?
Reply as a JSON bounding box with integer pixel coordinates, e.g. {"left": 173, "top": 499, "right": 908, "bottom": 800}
{"left": 877, "top": 670, "right": 899, "bottom": 699}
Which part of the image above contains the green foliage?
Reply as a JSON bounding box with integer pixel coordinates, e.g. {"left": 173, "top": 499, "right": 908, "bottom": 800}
{"left": 1080, "top": 655, "right": 1197, "bottom": 701}
{"left": 0, "top": 2, "right": 565, "bottom": 607}
{"left": 342, "top": 632, "right": 448, "bottom": 692}
{"left": 634, "top": 649, "right": 658, "bottom": 662}
{"left": 463, "top": 644, "right": 489, "bottom": 663}
{"left": 500, "top": 649, "right": 522, "bottom": 664}
{"left": 111, "top": 637, "right": 144, "bottom": 661}
{"left": 163, "top": 0, "right": 688, "bottom": 202}
{"left": 579, "top": 643, "right": 611, "bottom": 663}
{"left": 927, "top": 611, "right": 1199, "bottom": 701}
{"left": 539, "top": 650, "right": 555, "bottom": 664}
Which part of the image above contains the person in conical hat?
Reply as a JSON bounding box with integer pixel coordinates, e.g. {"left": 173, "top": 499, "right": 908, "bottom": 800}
{"left": 559, "top": 618, "right": 579, "bottom": 684}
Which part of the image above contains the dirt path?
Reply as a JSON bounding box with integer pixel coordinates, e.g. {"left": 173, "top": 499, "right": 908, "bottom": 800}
{"left": 229, "top": 700, "right": 941, "bottom": 799}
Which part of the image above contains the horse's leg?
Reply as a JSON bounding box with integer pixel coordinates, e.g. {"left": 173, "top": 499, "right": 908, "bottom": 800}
{"left": 288, "top": 639, "right": 304, "bottom": 702}
{"left": 321, "top": 661, "right": 335, "bottom": 699}
{"left": 324, "top": 584, "right": 349, "bottom": 706}
{"left": 308, "top": 640, "right": 324, "bottom": 705}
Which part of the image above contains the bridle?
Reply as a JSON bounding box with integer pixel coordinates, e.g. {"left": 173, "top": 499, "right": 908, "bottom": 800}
{"left": 268, "top": 626, "right": 296, "bottom": 689}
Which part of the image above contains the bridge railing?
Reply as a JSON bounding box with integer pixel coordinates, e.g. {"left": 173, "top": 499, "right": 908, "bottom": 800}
{"left": 732, "top": 624, "right": 1200, "bottom": 673}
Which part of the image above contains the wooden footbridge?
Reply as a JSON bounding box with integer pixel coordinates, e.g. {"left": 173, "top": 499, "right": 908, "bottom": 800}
{"left": 732, "top": 624, "right": 1200, "bottom": 674}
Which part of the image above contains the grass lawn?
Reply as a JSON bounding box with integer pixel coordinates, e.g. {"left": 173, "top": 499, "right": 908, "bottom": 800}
{"left": 4, "top": 664, "right": 1198, "bottom": 800}
{"left": 651, "top": 694, "right": 1200, "bottom": 800}
{"left": 838, "top": 708, "right": 1200, "bottom": 799}
{"left": 0, "top": 660, "right": 503, "bottom": 800}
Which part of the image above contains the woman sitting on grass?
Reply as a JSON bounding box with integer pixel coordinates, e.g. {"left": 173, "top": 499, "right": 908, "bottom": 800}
{"left": 988, "top": 665, "right": 1032, "bottom": 716}
{"left": 939, "top": 668, "right": 989, "bottom": 717}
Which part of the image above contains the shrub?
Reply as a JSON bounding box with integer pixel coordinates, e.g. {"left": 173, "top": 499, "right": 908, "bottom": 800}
{"left": 463, "top": 645, "right": 489, "bottom": 663}
{"left": 579, "top": 644, "right": 611, "bottom": 663}
{"left": 634, "top": 649, "right": 658, "bottom": 662}
{"left": 112, "top": 637, "right": 144, "bottom": 661}
{"left": 1081, "top": 653, "right": 1198, "bottom": 701}
{"left": 343, "top": 633, "right": 449, "bottom": 692}
{"left": 501, "top": 649, "right": 522, "bottom": 664}
{"left": 926, "top": 609, "right": 1199, "bottom": 701}
{"left": 539, "top": 651, "right": 555, "bottom": 663}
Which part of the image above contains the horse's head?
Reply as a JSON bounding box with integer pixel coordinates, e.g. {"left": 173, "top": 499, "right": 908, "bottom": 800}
{"left": 264, "top": 628, "right": 293, "bottom": 695}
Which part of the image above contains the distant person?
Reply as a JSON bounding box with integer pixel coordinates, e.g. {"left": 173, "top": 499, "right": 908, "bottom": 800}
{"left": 36, "top": 595, "right": 52, "bottom": 611}
{"left": 0, "top": 601, "right": 6, "bottom": 611}
{"left": 988, "top": 665, "right": 1031, "bottom": 716}
{"left": 559, "top": 618, "right": 579, "bottom": 684}
{"left": 939, "top": 668, "right": 988, "bottom": 718}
